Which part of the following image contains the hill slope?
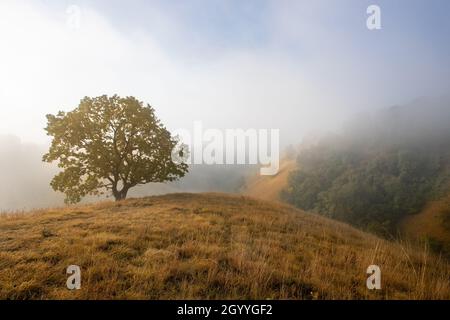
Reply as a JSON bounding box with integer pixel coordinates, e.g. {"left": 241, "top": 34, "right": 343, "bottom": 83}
{"left": 281, "top": 98, "right": 450, "bottom": 235}
{"left": 0, "top": 193, "right": 449, "bottom": 299}
{"left": 242, "top": 159, "right": 295, "bottom": 202}
{"left": 401, "top": 194, "right": 450, "bottom": 257}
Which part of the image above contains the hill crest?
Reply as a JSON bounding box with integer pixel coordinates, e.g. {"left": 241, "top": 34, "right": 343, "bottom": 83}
{"left": 0, "top": 193, "right": 448, "bottom": 299}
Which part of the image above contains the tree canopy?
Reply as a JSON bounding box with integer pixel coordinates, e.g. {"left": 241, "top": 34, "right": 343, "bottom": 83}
{"left": 43, "top": 95, "right": 188, "bottom": 203}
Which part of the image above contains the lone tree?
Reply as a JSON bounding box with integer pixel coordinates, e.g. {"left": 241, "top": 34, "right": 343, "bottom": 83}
{"left": 43, "top": 95, "right": 188, "bottom": 203}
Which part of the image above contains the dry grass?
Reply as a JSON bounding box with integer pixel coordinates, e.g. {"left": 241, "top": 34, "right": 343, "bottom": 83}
{"left": 0, "top": 193, "right": 449, "bottom": 300}
{"left": 401, "top": 194, "right": 450, "bottom": 242}
{"left": 401, "top": 194, "right": 450, "bottom": 258}
{"left": 243, "top": 159, "right": 296, "bottom": 202}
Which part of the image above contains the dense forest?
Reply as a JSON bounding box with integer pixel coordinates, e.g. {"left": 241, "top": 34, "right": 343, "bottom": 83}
{"left": 282, "top": 97, "right": 450, "bottom": 236}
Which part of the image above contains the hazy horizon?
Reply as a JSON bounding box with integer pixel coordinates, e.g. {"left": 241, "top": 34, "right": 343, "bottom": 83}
{"left": 1, "top": 0, "right": 450, "bottom": 210}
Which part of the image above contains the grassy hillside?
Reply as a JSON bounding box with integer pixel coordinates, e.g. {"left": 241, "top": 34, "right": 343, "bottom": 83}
{"left": 0, "top": 193, "right": 449, "bottom": 299}
{"left": 242, "top": 159, "right": 295, "bottom": 202}
{"left": 401, "top": 194, "right": 450, "bottom": 257}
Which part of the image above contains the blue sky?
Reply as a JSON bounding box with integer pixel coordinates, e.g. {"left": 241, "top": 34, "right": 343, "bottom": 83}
{"left": 51, "top": 0, "right": 450, "bottom": 60}
{"left": 1, "top": 0, "right": 450, "bottom": 144}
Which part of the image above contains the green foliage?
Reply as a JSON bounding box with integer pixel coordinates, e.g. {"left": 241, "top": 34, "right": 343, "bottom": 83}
{"left": 282, "top": 100, "right": 450, "bottom": 236}
{"left": 282, "top": 143, "right": 449, "bottom": 236}
{"left": 43, "top": 95, "right": 188, "bottom": 203}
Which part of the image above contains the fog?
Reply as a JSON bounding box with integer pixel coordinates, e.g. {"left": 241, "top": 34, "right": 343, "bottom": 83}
{"left": 1, "top": 0, "right": 450, "bottom": 210}
{"left": 0, "top": 134, "right": 259, "bottom": 211}
{"left": 323, "top": 95, "right": 450, "bottom": 151}
{"left": 0, "top": 136, "right": 63, "bottom": 210}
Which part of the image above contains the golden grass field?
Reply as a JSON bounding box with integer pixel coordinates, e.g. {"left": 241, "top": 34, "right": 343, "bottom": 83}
{"left": 0, "top": 193, "right": 449, "bottom": 299}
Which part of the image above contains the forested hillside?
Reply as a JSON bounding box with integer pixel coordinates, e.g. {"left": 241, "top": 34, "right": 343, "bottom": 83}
{"left": 282, "top": 97, "right": 450, "bottom": 236}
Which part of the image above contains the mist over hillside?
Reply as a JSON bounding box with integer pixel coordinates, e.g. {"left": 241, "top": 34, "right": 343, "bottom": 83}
{"left": 0, "top": 136, "right": 64, "bottom": 211}
{"left": 282, "top": 96, "right": 450, "bottom": 235}
{"left": 2, "top": 96, "right": 449, "bottom": 212}
{"left": 1, "top": 0, "right": 450, "bottom": 305}
{"left": 0, "top": 136, "right": 253, "bottom": 211}
{"left": 343, "top": 96, "right": 450, "bottom": 149}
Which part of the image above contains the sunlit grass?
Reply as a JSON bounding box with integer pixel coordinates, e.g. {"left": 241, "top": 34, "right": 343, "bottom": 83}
{"left": 0, "top": 193, "right": 448, "bottom": 299}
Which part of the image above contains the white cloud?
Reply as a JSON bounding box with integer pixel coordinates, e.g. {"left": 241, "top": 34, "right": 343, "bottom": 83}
{"left": 0, "top": 0, "right": 445, "bottom": 146}
{"left": 0, "top": 0, "right": 350, "bottom": 146}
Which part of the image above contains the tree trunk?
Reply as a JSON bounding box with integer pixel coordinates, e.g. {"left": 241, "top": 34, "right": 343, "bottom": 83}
{"left": 119, "top": 189, "right": 128, "bottom": 201}
{"left": 112, "top": 185, "right": 129, "bottom": 201}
